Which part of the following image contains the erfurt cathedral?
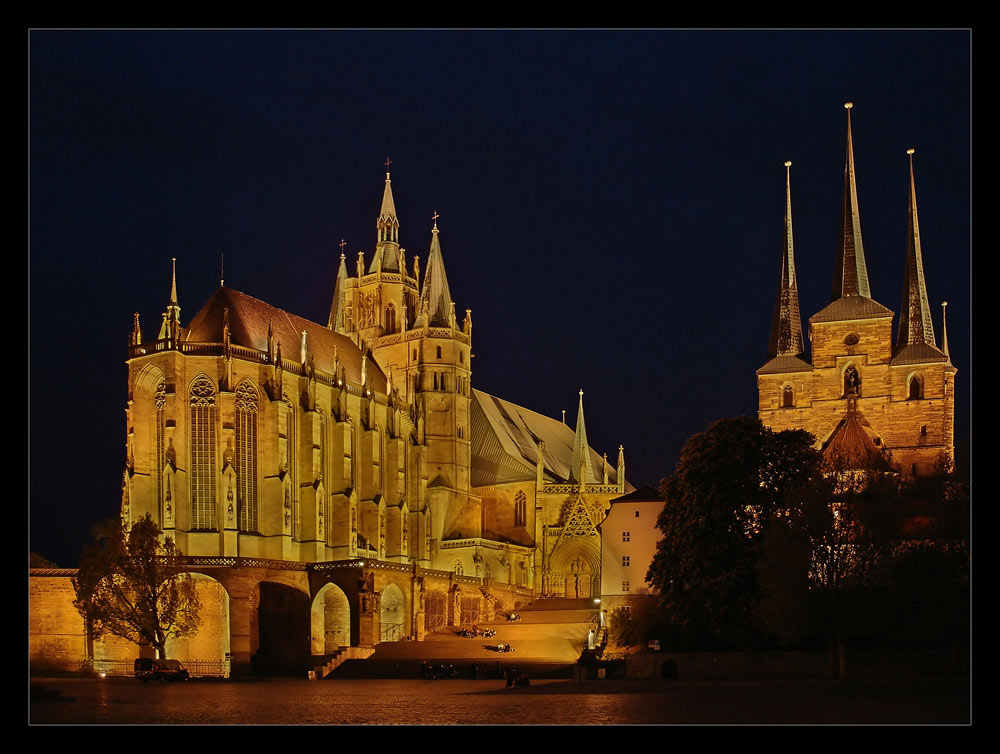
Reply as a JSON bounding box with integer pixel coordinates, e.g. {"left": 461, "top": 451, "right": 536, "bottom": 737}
{"left": 121, "top": 166, "right": 631, "bottom": 649}
{"left": 757, "top": 104, "right": 957, "bottom": 474}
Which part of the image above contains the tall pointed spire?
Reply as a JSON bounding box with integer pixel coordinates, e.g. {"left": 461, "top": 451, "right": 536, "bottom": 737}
{"left": 897, "top": 149, "right": 937, "bottom": 349}
{"left": 157, "top": 257, "right": 182, "bottom": 340}
{"left": 415, "top": 213, "right": 454, "bottom": 328}
{"left": 768, "top": 161, "right": 805, "bottom": 358}
{"left": 328, "top": 248, "right": 350, "bottom": 332}
{"left": 370, "top": 161, "right": 401, "bottom": 272}
{"left": 832, "top": 102, "right": 872, "bottom": 300}
{"left": 569, "top": 389, "right": 595, "bottom": 484}
{"left": 941, "top": 301, "right": 950, "bottom": 357}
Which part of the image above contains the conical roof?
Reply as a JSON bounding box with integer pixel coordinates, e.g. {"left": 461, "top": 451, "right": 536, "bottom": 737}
{"left": 415, "top": 221, "right": 453, "bottom": 327}
{"left": 832, "top": 103, "right": 872, "bottom": 300}
{"left": 897, "top": 149, "right": 938, "bottom": 350}
{"left": 768, "top": 161, "right": 805, "bottom": 359}
{"left": 569, "top": 390, "right": 596, "bottom": 484}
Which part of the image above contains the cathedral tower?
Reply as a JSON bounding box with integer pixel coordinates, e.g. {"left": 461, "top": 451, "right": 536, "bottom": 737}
{"left": 757, "top": 104, "right": 956, "bottom": 477}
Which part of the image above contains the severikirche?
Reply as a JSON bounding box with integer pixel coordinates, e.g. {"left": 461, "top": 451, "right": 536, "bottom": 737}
{"left": 758, "top": 104, "right": 956, "bottom": 475}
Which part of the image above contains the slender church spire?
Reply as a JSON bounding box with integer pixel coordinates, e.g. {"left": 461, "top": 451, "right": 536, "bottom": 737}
{"left": 941, "top": 301, "right": 950, "bottom": 357}
{"left": 415, "top": 213, "right": 454, "bottom": 328}
{"left": 832, "top": 102, "right": 872, "bottom": 300}
{"left": 328, "top": 246, "right": 350, "bottom": 332}
{"left": 569, "top": 389, "right": 595, "bottom": 484}
{"left": 897, "top": 149, "right": 937, "bottom": 348}
{"left": 768, "top": 161, "right": 805, "bottom": 358}
{"left": 370, "top": 161, "right": 401, "bottom": 272}
{"left": 158, "top": 257, "right": 182, "bottom": 340}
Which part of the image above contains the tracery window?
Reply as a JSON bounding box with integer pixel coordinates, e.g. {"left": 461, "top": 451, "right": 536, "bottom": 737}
{"left": 385, "top": 304, "right": 396, "bottom": 334}
{"left": 155, "top": 382, "right": 166, "bottom": 525}
{"left": 235, "top": 381, "right": 259, "bottom": 533}
{"left": 782, "top": 385, "right": 794, "bottom": 408}
{"left": 190, "top": 376, "right": 217, "bottom": 530}
{"left": 283, "top": 396, "right": 298, "bottom": 540}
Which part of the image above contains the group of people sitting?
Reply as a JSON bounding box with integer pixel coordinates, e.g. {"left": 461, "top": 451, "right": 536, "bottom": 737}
{"left": 496, "top": 642, "right": 513, "bottom": 653}
{"left": 506, "top": 613, "right": 521, "bottom": 622}
{"left": 456, "top": 627, "right": 496, "bottom": 638}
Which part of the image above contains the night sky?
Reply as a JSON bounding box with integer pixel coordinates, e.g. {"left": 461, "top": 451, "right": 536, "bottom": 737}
{"left": 30, "top": 30, "right": 971, "bottom": 568}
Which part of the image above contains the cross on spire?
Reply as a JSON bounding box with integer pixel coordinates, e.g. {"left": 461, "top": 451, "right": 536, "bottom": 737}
{"left": 339, "top": 237, "right": 347, "bottom": 259}
{"left": 432, "top": 210, "right": 439, "bottom": 230}
{"left": 384, "top": 156, "right": 392, "bottom": 173}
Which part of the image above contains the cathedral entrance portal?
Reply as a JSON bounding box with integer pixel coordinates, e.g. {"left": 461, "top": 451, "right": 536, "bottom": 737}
{"left": 549, "top": 542, "right": 600, "bottom": 601}
{"left": 255, "top": 582, "right": 310, "bottom": 676}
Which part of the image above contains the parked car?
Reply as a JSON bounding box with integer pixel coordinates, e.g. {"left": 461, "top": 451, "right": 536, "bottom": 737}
{"left": 134, "top": 658, "right": 190, "bottom": 682}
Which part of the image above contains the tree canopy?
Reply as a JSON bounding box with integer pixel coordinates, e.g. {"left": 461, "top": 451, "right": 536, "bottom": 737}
{"left": 73, "top": 515, "right": 201, "bottom": 659}
{"left": 646, "top": 416, "right": 821, "bottom": 646}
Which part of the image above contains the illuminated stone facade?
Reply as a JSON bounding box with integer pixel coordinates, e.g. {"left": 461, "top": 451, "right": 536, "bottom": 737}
{"left": 85, "top": 171, "right": 632, "bottom": 673}
{"left": 757, "top": 109, "right": 956, "bottom": 477}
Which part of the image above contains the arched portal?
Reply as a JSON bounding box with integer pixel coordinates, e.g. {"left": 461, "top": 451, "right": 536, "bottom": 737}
{"left": 165, "top": 573, "right": 231, "bottom": 676}
{"left": 311, "top": 582, "right": 351, "bottom": 655}
{"left": 255, "top": 581, "right": 310, "bottom": 676}
{"left": 380, "top": 583, "right": 405, "bottom": 642}
{"left": 549, "top": 540, "right": 601, "bottom": 599}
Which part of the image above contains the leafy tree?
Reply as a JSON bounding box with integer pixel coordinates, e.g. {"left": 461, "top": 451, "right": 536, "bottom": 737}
{"left": 758, "top": 472, "right": 904, "bottom": 677}
{"left": 73, "top": 515, "right": 201, "bottom": 659}
{"left": 646, "top": 416, "right": 821, "bottom": 647}
{"left": 29, "top": 552, "right": 60, "bottom": 569}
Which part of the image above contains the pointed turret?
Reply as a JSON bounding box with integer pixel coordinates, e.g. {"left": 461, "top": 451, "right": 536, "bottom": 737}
{"left": 833, "top": 103, "right": 872, "bottom": 300}
{"left": 328, "top": 251, "right": 350, "bottom": 332}
{"left": 130, "top": 312, "right": 142, "bottom": 346}
{"left": 897, "top": 149, "right": 937, "bottom": 349}
{"left": 569, "top": 389, "right": 595, "bottom": 484}
{"left": 369, "top": 166, "right": 401, "bottom": 273}
{"left": 415, "top": 215, "right": 454, "bottom": 328}
{"left": 768, "top": 161, "right": 805, "bottom": 358}
{"left": 157, "top": 257, "right": 182, "bottom": 340}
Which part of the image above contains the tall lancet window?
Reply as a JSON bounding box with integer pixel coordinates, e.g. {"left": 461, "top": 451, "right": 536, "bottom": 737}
{"left": 155, "top": 381, "right": 166, "bottom": 525}
{"left": 190, "top": 375, "right": 218, "bottom": 530}
{"left": 514, "top": 490, "right": 527, "bottom": 527}
{"left": 283, "top": 395, "right": 298, "bottom": 540}
{"left": 235, "top": 380, "right": 259, "bottom": 533}
{"left": 384, "top": 304, "right": 396, "bottom": 334}
{"left": 843, "top": 366, "right": 861, "bottom": 398}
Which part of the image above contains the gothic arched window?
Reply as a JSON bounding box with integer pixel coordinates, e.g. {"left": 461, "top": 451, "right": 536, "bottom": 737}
{"left": 908, "top": 375, "right": 923, "bottom": 400}
{"left": 782, "top": 385, "right": 794, "bottom": 408}
{"left": 235, "top": 380, "right": 259, "bottom": 533}
{"left": 282, "top": 395, "right": 298, "bottom": 540}
{"left": 384, "top": 304, "right": 396, "bottom": 334}
{"left": 189, "top": 376, "right": 217, "bottom": 530}
{"left": 155, "top": 381, "right": 166, "bottom": 524}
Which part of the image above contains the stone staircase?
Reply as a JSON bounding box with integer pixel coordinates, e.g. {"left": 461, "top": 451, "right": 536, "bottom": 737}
{"left": 311, "top": 646, "right": 376, "bottom": 680}
{"left": 323, "top": 597, "right": 601, "bottom": 679}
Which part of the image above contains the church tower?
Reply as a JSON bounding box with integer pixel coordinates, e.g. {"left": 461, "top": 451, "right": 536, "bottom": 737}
{"left": 329, "top": 172, "right": 474, "bottom": 568}
{"left": 758, "top": 104, "right": 956, "bottom": 477}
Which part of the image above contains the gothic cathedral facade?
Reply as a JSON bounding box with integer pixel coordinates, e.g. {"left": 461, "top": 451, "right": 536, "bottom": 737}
{"left": 122, "top": 170, "right": 631, "bottom": 600}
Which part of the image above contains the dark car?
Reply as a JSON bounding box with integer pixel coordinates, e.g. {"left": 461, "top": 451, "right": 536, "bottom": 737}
{"left": 134, "top": 658, "right": 191, "bottom": 682}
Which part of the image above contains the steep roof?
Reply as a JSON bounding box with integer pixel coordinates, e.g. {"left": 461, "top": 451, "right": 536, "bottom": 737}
{"left": 821, "top": 401, "right": 888, "bottom": 471}
{"left": 414, "top": 222, "right": 454, "bottom": 328}
{"left": 767, "top": 161, "right": 805, "bottom": 359}
{"left": 609, "top": 486, "right": 662, "bottom": 504}
{"left": 756, "top": 354, "right": 813, "bottom": 375}
{"left": 469, "top": 388, "right": 629, "bottom": 490}
{"left": 810, "top": 295, "right": 893, "bottom": 323}
{"left": 185, "top": 286, "right": 387, "bottom": 393}
{"left": 897, "top": 149, "right": 938, "bottom": 351}
{"left": 832, "top": 103, "right": 872, "bottom": 300}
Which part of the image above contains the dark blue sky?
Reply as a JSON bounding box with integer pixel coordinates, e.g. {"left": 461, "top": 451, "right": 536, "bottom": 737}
{"left": 30, "top": 30, "right": 971, "bottom": 566}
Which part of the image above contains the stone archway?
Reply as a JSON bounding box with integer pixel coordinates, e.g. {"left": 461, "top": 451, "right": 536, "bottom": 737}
{"left": 311, "top": 582, "right": 351, "bottom": 655}
{"left": 380, "top": 583, "right": 405, "bottom": 643}
{"left": 164, "top": 573, "right": 231, "bottom": 676}
{"left": 549, "top": 540, "right": 601, "bottom": 599}
{"left": 255, "top": 581, "right": 310, "bottom": 675}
